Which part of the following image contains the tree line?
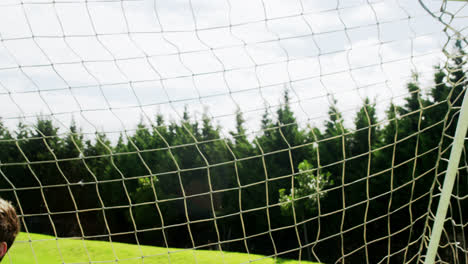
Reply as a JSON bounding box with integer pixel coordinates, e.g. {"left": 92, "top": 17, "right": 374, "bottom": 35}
{"left": 0, "top": 43, "right": 466, "bottom": 263}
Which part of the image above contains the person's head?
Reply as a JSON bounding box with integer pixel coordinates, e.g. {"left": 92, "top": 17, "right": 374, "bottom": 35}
{"left": 0, "top": 198, "right": 19, "bottom": 261}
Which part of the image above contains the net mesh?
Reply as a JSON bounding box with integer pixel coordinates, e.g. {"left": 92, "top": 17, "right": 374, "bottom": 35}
{"left": 0, "top": 0, "right": 466, "bottom": 263}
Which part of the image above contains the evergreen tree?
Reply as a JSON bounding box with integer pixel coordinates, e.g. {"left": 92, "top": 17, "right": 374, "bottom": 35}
{"left": 314, "top": 97, "right": 349, "bottom": 263}
{"left": 0, "top": 119, "right": 18, "bottom": 205}
{"left": 0, "top": 49, "right": 465, "bottom": 261}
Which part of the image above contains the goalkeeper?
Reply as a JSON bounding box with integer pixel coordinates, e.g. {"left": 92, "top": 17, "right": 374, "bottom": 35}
{"left": 0, "top": 198, "right": 19, "bottom": 262}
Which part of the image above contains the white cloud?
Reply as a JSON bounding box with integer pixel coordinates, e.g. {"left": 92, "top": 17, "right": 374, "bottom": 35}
{"left": 0, "top": 0, "right": 465, "bottom": 140}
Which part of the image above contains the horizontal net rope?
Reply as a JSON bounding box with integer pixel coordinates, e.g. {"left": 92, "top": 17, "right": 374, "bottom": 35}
{"left": 0, "top": 0, "right": 466, "bottom": 264}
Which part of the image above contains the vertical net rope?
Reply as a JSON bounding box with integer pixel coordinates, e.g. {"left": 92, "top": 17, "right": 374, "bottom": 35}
{"left": 0, "top": 0, "right": 466, "bottom": 263}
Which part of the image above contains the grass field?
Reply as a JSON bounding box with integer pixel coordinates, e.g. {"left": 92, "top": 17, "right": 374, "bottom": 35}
{"left": 6, "top": 233, "right": 320, "bottom": 264}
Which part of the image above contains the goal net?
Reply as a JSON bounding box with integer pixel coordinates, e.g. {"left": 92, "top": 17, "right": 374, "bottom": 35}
{"left": 0, "top": 0, "right": 466, "bottom": 263}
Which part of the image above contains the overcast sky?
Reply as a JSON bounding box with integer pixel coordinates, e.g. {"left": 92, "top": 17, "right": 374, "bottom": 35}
{"left": 0, "top": 0, "right": 466, "bottom": 141}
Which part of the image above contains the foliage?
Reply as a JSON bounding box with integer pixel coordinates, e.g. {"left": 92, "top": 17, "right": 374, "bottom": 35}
{"left": 279, "top": 160, "right": 332, "bottom": 218}
{"left": 0, "top": 44, "right": 466, "bottom": 263}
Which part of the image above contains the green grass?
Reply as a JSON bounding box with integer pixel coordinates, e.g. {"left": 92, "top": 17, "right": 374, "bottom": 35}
{"left": 6, "top": 233, "right": 320, "bottom": 264}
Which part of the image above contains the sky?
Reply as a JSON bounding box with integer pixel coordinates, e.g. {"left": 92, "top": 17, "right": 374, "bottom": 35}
{"left": 0, "top": 0, "right": 467, "bottom": 141}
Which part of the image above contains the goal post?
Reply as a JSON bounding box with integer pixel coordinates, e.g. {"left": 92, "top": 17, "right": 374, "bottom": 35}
{"left": 0, "top": 0, "right": 466, "bottom": 264}
{"left": 424, "top": 81, "right": 468, "bottom": 264}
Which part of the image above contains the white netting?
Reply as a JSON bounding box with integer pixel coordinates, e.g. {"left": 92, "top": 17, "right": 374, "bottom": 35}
{"left": 0, "top": 0, "right": 466, "bottom": 263}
